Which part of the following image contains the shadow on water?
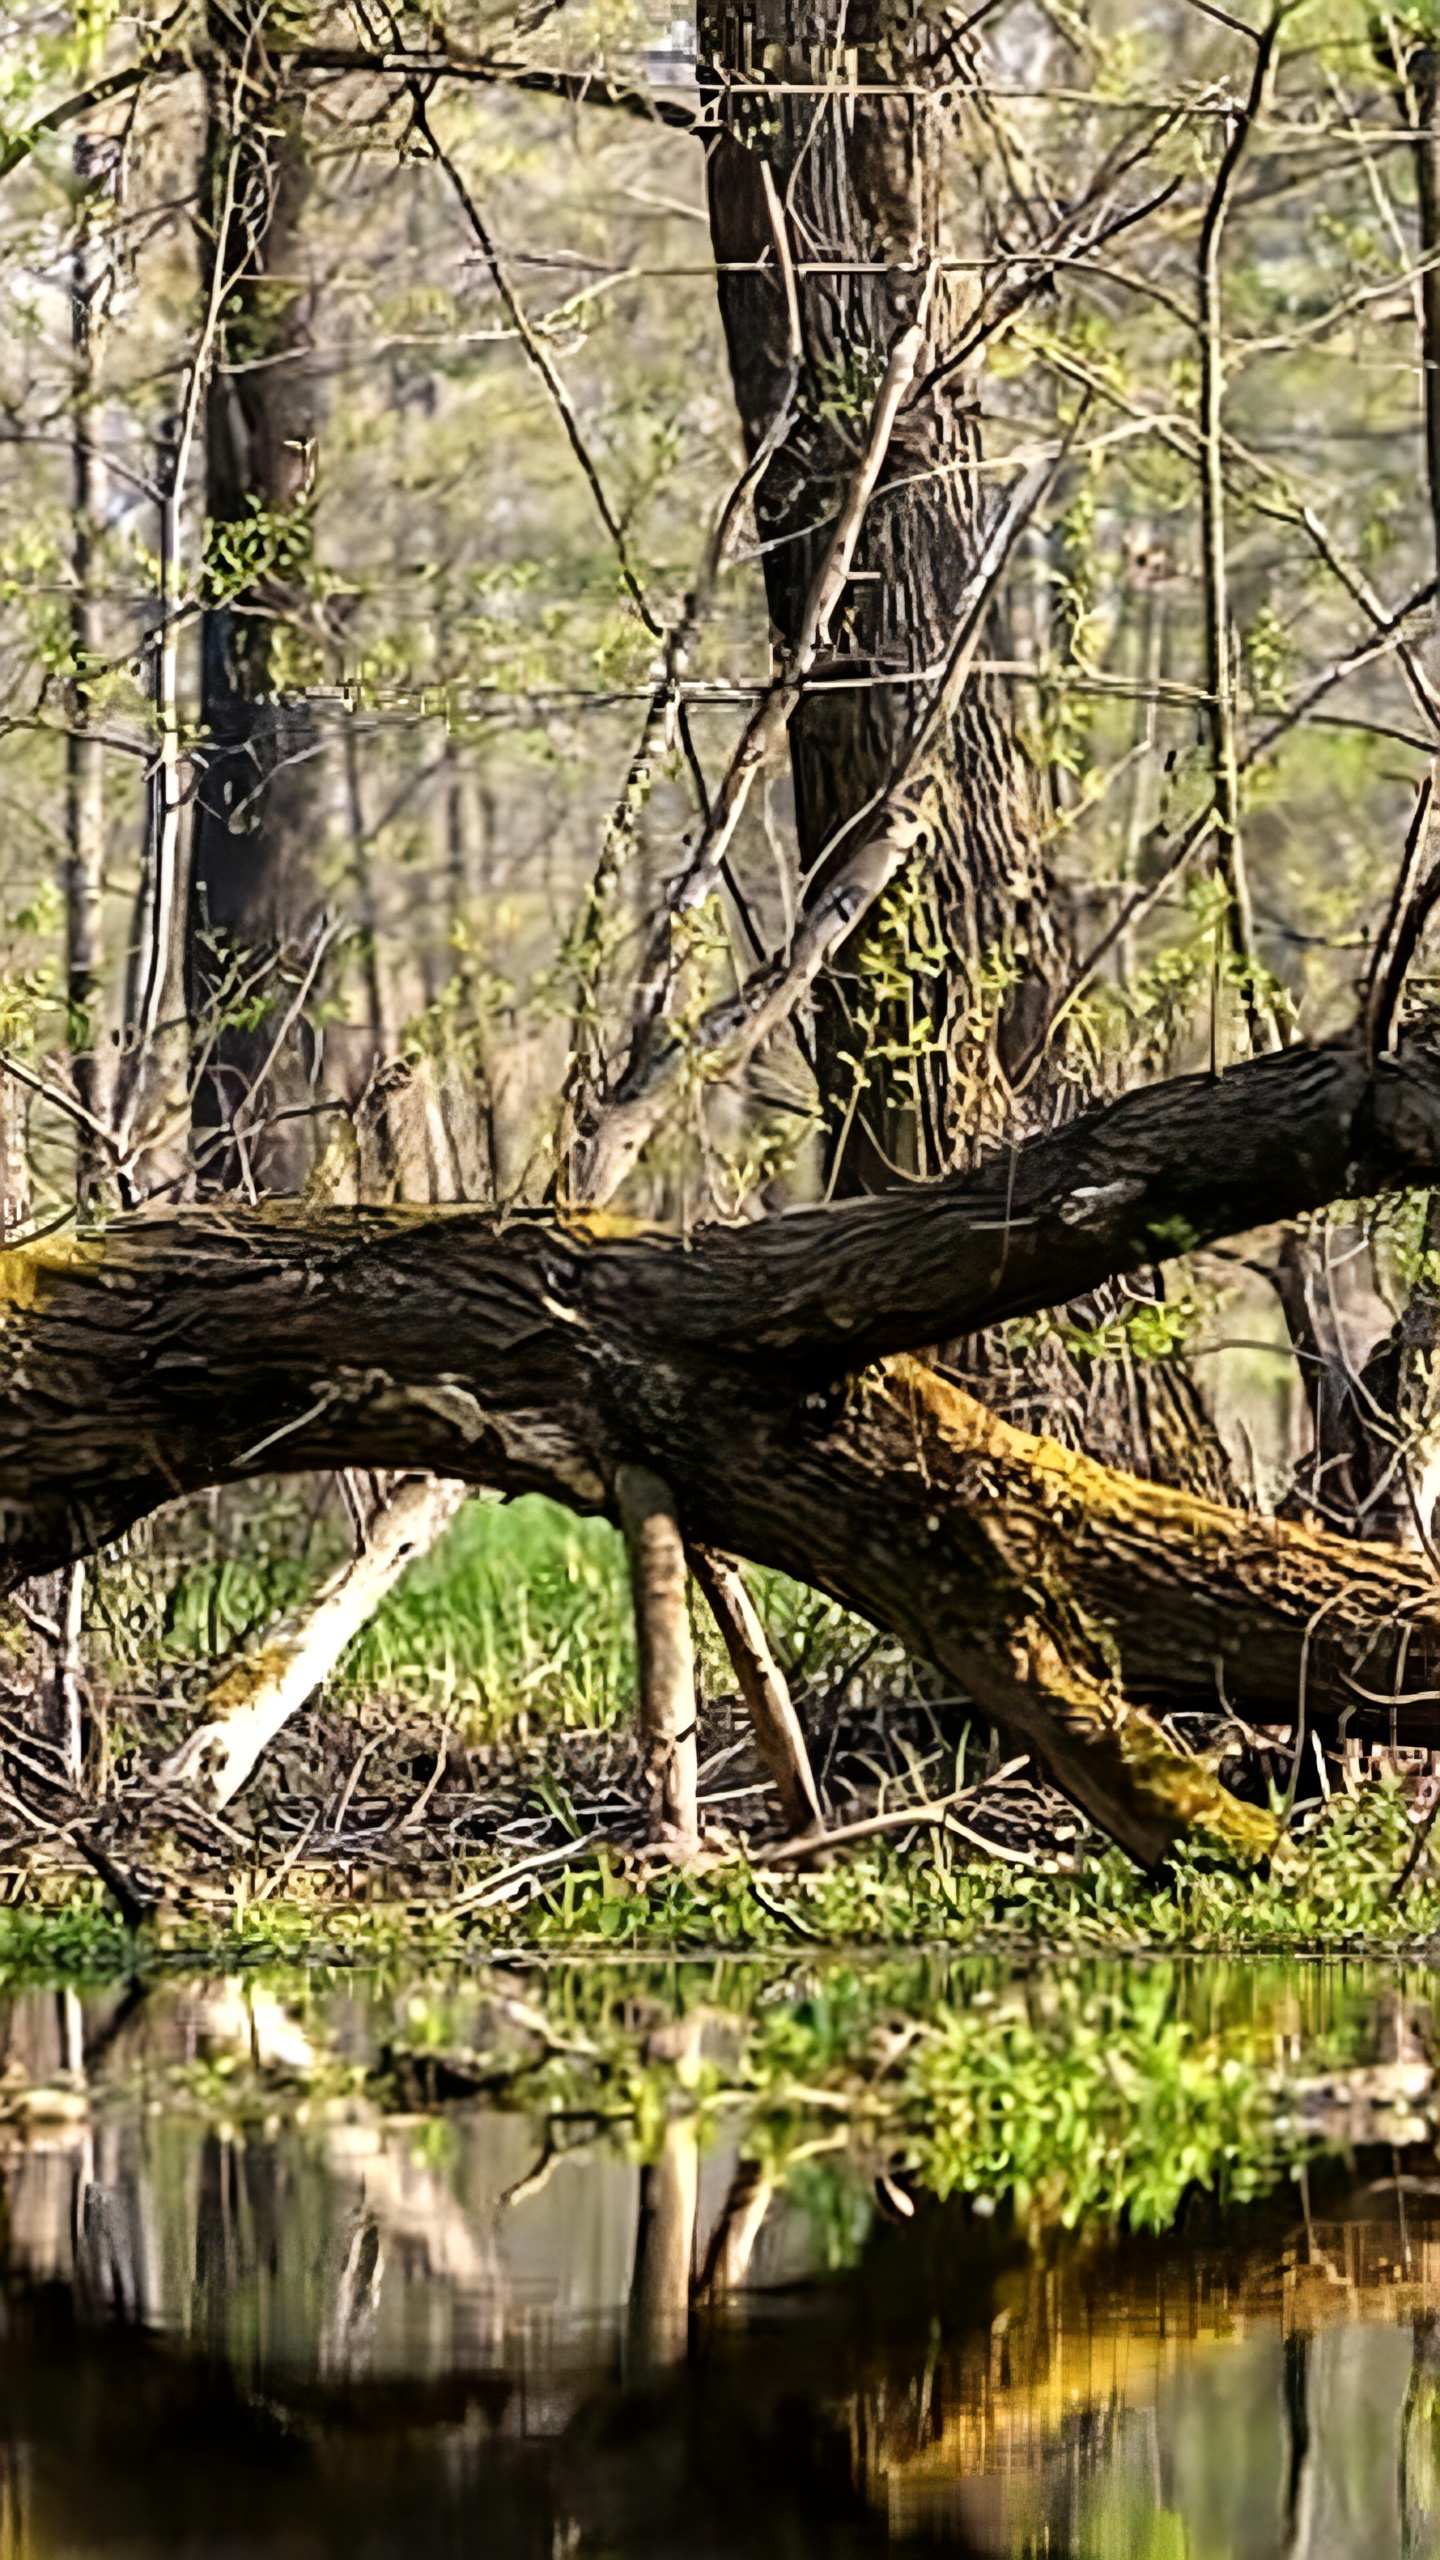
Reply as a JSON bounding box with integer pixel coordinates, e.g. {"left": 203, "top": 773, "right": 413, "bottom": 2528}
{"left": 0, "top": 1959, "right": 1439, "bottom": 2554}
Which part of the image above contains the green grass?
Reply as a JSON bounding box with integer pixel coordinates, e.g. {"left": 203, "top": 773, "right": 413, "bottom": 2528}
{"left": 56, "top": 1495, "right": 1440, "bottom": 1973}
{"left": 334, "top": 1496, "right": 879, "bottom": 1735}
{"left": 0, "top": 1772, "right": 1435, "bottom": 1984}
{"left": 334, "top": 1496, "right": 638, "bottom": 1733}
{"left": 82, "top": 1484, "right": 886, "bottom": 1744}
{"left": 497, "top": 1778, "right": 1440, "bottom": 1957}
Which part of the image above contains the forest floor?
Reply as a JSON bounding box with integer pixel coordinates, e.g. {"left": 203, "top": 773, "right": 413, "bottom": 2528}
{"left": 2, "top": 1485, "right": 1438, "bottom": 1971}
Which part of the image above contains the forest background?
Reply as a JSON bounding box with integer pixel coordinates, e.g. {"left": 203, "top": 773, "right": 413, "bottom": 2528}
{"left": 4, "top": 0, "right": 1440, "bottom": 1937}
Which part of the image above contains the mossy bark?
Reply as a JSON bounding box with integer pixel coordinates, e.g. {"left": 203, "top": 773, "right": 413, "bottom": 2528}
{"left": 162, "top": 1475, "right": 467, "bottom": 1807}
{"left": 9, "top": 1034, "right": 1440, "bottom": 1864}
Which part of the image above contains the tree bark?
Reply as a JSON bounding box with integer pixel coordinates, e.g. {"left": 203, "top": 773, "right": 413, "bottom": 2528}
{"left": 8, "top": 1036, "right": 1440, "bottom": 1860}
{"left": 615, "top": 1464, "right": 701, "bottom": 1853}
{"left": 66, "top": 136, "right": 113, "bottom": 1189}
{"left": 160, "top": 1474, "right": 467, "bottom": 1807}
{"left": 188, "top": 17, "right": 336, "bottom": 1195}
{"left": 699, "top": 0, "right": 1064, "bottom": 1185}
{"left": 689, "top": 1546, "right": 821, "bottom": 1834}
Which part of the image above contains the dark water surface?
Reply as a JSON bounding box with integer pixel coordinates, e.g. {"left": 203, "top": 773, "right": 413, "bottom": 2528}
{"left": 2, "top": 1959, "right": 1439, "bottom": 2557}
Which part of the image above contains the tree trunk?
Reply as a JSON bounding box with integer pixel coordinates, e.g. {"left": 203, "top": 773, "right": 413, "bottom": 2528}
{"left": 689, "top": 1546, "right": 820, "bottom": 1833}
{"left": 161, "top": 1474, "right": 467, "bottom": 1807}
{"left": 697, "top": 0, "right": 1237, "bottom": 1510}
{"left": 67, "top": 136, "right": 113, "bottom": 1191}
{"left": 615, "top": 1464, "right": 700, "bottom": 1854}
{"left": 169, "top": 26, "right": 464, "bottom": 1799}
{"left": 9, "top": 1036, "right": 1440, "bottom": 1862}
{"left": 699, "top": 0, "right": 1064, "bottom": 1186}
{"left": 188, "top": 20, "right": 331, "bottom": 1196}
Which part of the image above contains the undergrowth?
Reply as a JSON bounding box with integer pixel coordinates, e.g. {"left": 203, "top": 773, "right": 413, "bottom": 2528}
{"left": 0, "top": 1774, "right": 1433, "bottom": 1974}
{"left": 503, "top": 1779, "right": 1440, "bottom": 1956}
{"left": 81, "top": 1488, "right": 869, "bottom": 1745}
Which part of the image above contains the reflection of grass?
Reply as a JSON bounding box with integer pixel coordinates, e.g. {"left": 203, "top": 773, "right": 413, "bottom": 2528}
{"left": 324, "top": 1950, "right": 1415, "bottom": 2231}
{"left": 0, "top": 1936, "right": 1394, "bottom": 2241}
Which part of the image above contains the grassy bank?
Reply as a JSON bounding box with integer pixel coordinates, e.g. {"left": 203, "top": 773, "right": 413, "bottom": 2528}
{"left": 0, "top": 1777, "right": 1434, "bottom": 1978}
{"left": 4, "top": 1489, "right": 1432, "bottom": 1974}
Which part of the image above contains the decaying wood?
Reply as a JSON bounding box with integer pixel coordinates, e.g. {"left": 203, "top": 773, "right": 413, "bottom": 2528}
{"left": 161, "top": 1475, "right": 467, "bottom": 1807}
{"left": 614, "top": 1464, "right": 700, "bottom": 1854}
{"left": 7, "top": 1032, "right": 1440, "bottom": 1863}
{"left": 689, "top": 1546, "right": 821, "bottom": 1834}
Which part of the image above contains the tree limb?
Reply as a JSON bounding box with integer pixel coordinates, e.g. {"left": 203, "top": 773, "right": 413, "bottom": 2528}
{"left": 6, "top": 1035, "right": 1440, "bottom": 1864}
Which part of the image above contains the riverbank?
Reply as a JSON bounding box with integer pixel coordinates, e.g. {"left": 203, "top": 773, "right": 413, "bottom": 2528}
{"left": 0, "top": 1779, "right": 1435, "bottom": 1981}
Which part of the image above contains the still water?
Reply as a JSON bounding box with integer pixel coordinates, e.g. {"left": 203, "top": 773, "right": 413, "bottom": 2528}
{"left": 0, "top": 1958, "right": 1438, "bottom": 2556}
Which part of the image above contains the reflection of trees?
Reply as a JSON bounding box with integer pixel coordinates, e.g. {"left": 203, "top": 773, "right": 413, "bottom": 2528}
{"left": 6, "top": 1971, "right": 1440, "bottom": 2557}
{"left": 1401, "top": 2317, "right": 1440, "bottom": 2560}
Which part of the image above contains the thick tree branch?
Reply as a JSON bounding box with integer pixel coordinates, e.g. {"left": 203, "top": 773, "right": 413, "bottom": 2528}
{"left": 4, "top": 1035, "right": 1440, "bottom": 1866}
{"left": 2, "top": 1030, "right": 1439, "bottom": 1555}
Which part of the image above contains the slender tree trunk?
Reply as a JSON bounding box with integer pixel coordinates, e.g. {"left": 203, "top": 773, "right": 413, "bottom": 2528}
{"left": 66, "top": 136, "right": 112, "bottom": 1190}
{"left": 689, "top": 1546, "right": 820, "bottom": 1833}
{"left": 158, "top": 29, "right": 469, "bottom": 1809}
{"left": 615, "top": 1464, "right": 700, "bottom": 1853}
{"left": 54, "top": 1560, "right": 86, "bottom": 1791}
{"left": 0, "top": 1074, "right": 26, "bottom": 1240}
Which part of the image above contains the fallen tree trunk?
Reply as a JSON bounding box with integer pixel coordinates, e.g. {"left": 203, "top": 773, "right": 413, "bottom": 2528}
{"left": 7, "top": 1033, "right": 1440, "bottom": 1863}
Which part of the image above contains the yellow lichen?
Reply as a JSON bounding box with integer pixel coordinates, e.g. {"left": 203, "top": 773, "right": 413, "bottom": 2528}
{"left": 0, "top": 1232, "right": 104, "bottom": 1317}
{"left": 557, "top": 1204, "right": 666, "bottom": 1243}
{"left": 204, "top": 1642, "right": 294, "bottom": 1713}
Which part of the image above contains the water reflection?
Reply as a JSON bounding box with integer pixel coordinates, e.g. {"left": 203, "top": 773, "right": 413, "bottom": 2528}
{"left": 0, "top": 1965, "right": 1437, "bottom": 2553}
